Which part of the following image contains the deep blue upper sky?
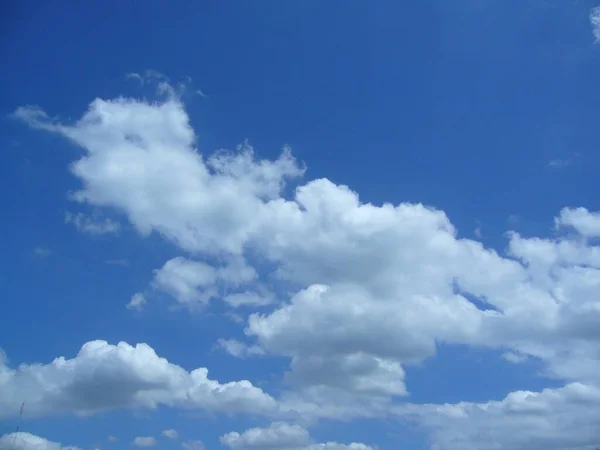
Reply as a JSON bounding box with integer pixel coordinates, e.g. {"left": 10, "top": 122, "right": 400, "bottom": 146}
{"left": 1, "top": 1, "right": 600, "bottom": 450}
{"left": 3, "top": 0, "right": 599, "bottom": 229}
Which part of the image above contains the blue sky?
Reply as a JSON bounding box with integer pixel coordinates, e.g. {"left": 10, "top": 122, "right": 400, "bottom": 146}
{"left": 1, "top": 1, "right": 600, "bottom": 449}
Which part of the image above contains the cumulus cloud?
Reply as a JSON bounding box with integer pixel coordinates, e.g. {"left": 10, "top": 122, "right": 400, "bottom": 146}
{"left": 162, "top": 429, "right": 179, "bottom": 439}
{"left": 14, "top": 99, "right": 302, "bottom": 256}
{"left": 0, "top": 433, "right": 80, "bottom": 450}
{"left": 556, "top": 207, "right": 600, "bottom": 238}
{"left": 0, "top": 340, "right": 277, "bottom": 419}
{"left": 133, "top": 437, "right": 157, "bottom": 447}
{"left": 148, "top": 256, "right": 257, "bottom": 308}
{"left": 152, "top": 257, "right": 219, "bottom": 305}
{"left": 14, "top": 79, "right": 600, "bottom": 447}
{"left": 220, "top": 422, "right": 374, "bottom": 450}
{"left": 65, "top": 211, "right": 120, "bottom": 235}
{"left": 396, "top": 383, "right": 600, "bottom": 450}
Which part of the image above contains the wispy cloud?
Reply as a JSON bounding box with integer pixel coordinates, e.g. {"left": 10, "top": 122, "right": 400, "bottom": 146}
{"left": 105, "top": 259, "right": 130, "bottom": 267}
{"left": 33, "top": 247, "right": 52, "bottom": 258}
{"left": 11, "top": 106, "right": 60, "bottom": 131}
{"left": 181, "top": 441, "right": 204, "bottom": 450}
{"left": 502, "top": 351, "right": 529, "bottom": 364}
{"left": 161, "top": 430, "right": 178, "bottom": 440}
{"left": 133, "top": 437, "right": 157, "bottom": 448}
{"left": 126, "top": 293, "right": 147, "bottom": 312}
{"left": 216, "top": 339, "right": 265, "bottom": 358}
{"left": 65, "top": 212, "right": 120, "bottom": 236}
{"left": 126, "top": 69, "right": 168, "bottom": 85}
{"left": 125, "top": 72, "right": 143, "bottom": 83}
{"left": 127, "top": 70, "right": 208, "bottom": 100}
{"left": 548, "top": 158, "right": 573, "bottom": 169}
{"left": 591, "top": 6, "right": 600, "bottom": 42}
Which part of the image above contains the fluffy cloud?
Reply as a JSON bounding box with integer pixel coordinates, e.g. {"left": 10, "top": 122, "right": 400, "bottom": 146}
{"left": 396, "top": 383, "right": 600, "bottom": 450}
{"left": 0, "top": 340, "right": 276, "bottom": 419}
{"left": 133, "top": 437, "right": 157, "bottom": 447}
{"left": 246, "top": 197, "right": 600, "bottom": 412}
{"left": 14, "top": 81, "right": 600, "bottom": 447}
{"left": 13, "top": 99, "right": 302, "bottom": 256}
{"left": 556, "top": 207, "right": 600, "bottom": 238}
{"left": 152, "top": 257, "right": 220, "bottom": 306}
{"left": 148, "top": 256, "right": 257, "bottom": 308}
{"left": 0, "top": 433, "right": 79, "bottom": 450}
{"left": 220, "top": 422, "right": 374, "bottom": 450}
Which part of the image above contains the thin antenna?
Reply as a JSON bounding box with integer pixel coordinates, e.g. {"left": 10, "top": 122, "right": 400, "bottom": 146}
{"left": 11, "top": 402, "right": 25, "bottom": 450}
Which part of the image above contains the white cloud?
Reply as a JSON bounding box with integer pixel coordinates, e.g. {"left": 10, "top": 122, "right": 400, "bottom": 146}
{"left": 591, "top": 6, "right": 600, "bottom": 42}
{"left": 220, "top": 422, "right": 374, "bottom": 450}
{"left": 217, "top": 339, "right": 265, "bottom": 358}
{"left": 126, "top": 72, "right": 143, "bottom": 83}
{"left": 152, "top": 257, "right": 218, "bottom": 306}
{"left": 247, "top": 283, "right": 468, "bottom": 399}
{"left": 14, "top": 81, "right": 600, "bottom": 446}
{"left": 0, "top": 340, "right": 276, "bottom": 419}
{"left": 502, "top": 351, "right": 528, "bottom": 364}
{"left": 12, "top": 106, "right": 59, "bottom": 131}
{"left": 0, "top": 433, "right": 80, "bottom": 450}
{"left": 148, "top": 256, "right": 257, "bottom": 308}
{"left": 556, "top": 207, "right": 600, "bottom": 238}
{"left": 162, "top": 429, "right": 178, "bottom": 440}
{"left": 14, "top": 99, "right": 302, "bottom": 256}
{"left": 396, "top": 383, "right": 600, "bottom": 450}
{"left": 221, "top": 422, "right": 308, "bottom": 450}
{"left": 107, "top": 436, "right": 118, "bottom": 443}
{"left": 216, "top": 257, "right": 258, "bottom": 286}
{"left": 65, "top": 211, "right": 120, "bottom": 235}
{"left": 133, "top": 437, "right": 157, "bottom": 447}
{"left": 182, "top": 441, "right": 205, "bottom": 450}
{"left": 126, "top": 293, "right": 146, "bottom": 311}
